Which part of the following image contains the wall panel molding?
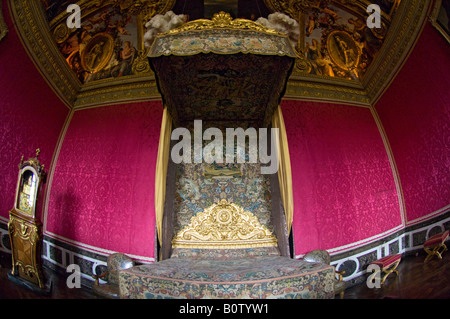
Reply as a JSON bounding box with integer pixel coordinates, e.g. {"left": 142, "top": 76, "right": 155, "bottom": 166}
{"left": 369, "top": 106, "right": 407, "bottom": 226}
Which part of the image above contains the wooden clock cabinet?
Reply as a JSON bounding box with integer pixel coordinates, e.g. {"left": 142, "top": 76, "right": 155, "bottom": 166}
{"left": 8, "top": 149, "right": 47, "bottom": 289}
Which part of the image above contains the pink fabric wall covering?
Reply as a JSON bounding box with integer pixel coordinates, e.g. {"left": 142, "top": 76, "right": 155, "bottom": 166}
{"left": 2, "top": 0, "right": 447, "bottom": 262}
{"left": 0, "top": 1, "right": 69, "bottom": 221}
{"left": 375, "top": 23, "right": 450, "bottom": 224}
{"left": 281, "top": 101, "right": 401, "bottom": 256}
{"left": 46, "top": 101, "right": 163, "bottom": 259}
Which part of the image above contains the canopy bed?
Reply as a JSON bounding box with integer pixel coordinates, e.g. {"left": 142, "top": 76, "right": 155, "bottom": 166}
{"left": 118, "top": 11, "right": 335, "bottom": 299}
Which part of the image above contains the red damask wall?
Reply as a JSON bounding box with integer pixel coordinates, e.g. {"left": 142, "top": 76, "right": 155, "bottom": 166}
{"left": 2, "top": 0, "right": 448, "bottom": 263}
{"left": 281, "top": 101, "right": 402, "bottom": 256}
{"left": 0, "top": 1, "right": 69, "bottom": 222}
{"left": 375, "top": 23, "right": 450, "bottom": 224}
{"left": 45, "top": 102, "right": 163, "bottom": 260}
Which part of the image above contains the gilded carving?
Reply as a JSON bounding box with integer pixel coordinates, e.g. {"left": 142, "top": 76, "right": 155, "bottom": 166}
{"left": 164, "top": 11, "right": 286, "bottom": 36}
{"left": 429, "top": 0, "right": 450, "bottom": 44}
{"left": 10, "top": 0, "right": 80, "bottom": 106}
{"left": 172, "top": 199, "right": 278, "bottom": 249}
{"left": 263, "top": 0, "right": 398, "bottom": 80}
{"left": 80, "top": 33, "right": 115, "bottom": 73}
{"left": 52, "top": 23, "right": 70, "bottom": 44}
{"left": 0, "top": 0, "right": 7, "bottom": 41}
{"left": 132, "top": 49, "right": 153, "bottom": 75}
{"left": 264, "top": 0, "right": 332, "bottom": 20}
{"left": 9, "top": 0, "right": 431, "bottom": 107}
{"left": 326, "top": 31, "right": 361, "bottom": 74}
{"left": 45, "top": 0, "right": 175, "bottom": 29}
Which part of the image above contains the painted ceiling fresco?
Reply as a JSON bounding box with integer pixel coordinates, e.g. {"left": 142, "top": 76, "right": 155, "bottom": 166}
{"left": 302, "top": 3, "right": 384, "bottom": 80}
{"left": 40, "top": 0, "right": 399, "bottom": 85}
{"left": 40, "top": 0, "right": 176, "bottom": 84}
{"left": 263, "top": 0, "right": 399, "bottom": 80}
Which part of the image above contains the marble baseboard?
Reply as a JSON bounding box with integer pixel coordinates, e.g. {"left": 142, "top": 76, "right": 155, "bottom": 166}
{"left": 329, "top": 209, "right": 450, "bottom": 287}
{"left": 1, "top": 208, "right": 449, "bottom": 290}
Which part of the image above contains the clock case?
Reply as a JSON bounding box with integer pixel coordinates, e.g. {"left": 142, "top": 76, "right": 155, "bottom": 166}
{"left": 8, "top": 149, "right": 48, "bottom": 291}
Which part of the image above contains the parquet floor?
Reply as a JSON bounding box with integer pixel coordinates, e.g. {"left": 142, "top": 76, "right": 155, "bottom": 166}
{"left": 343, "top": 250, "right": 450, "bottom": 299}
{"left": 0, "top": 252, "right": 93, "bottom": 299}
{"left": 0, "top": 250, "right": 449, "bottom": 299}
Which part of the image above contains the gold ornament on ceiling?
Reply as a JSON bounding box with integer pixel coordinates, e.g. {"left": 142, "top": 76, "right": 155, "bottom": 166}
{"left": 110, "top": 0, "right": 176, "bottom": 22}
{"left": 0, "top": 0, "right": 7, "bottom": 42}
{"left": 44, "top": 0, "right": 176, "bottom": 84}
{"left": 264, "top": 0, "right": 333, "bottom": 20}
{"left": 263, "top": 0, "right": 397, "bottom": 80}
{"left": 9, "top": 0, "right": 430, "bottom": 107}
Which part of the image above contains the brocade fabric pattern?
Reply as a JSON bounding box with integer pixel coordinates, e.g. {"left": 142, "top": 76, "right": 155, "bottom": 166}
{"left": 148, "top": 29, "right": 297, "bottom": 58}
{"left": 46, "top": 102, "right": 163, "bottom": 258}
{"left": 150, "top": 53, "right": 293, "bottom": 127}
{"left": 119, "top": 256, "right": 334, "bottom": 299}
{"left": 173, "top": 162, "right": 274, "bottom": 238}
{"left": 0, "top": 7, "right": 68, "bottom": 221}
{"left": 170, "top": 247, "right": 280, "bottom": 259}
{"left": 375, "top": 24, "right": 450, "bottom": 223}
{"left": 281, "top": 100, "right": 402, "bottom": 255}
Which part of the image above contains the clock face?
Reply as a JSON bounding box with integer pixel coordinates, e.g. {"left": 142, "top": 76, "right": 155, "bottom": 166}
{"left": 16, "top": 170, "right": 36, "bottom": 216}
{"left": 18, "top": 192, "right": 33, "bottom": 214}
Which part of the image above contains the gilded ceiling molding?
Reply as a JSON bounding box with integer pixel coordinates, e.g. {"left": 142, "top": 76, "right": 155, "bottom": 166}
{"left": 9, "top": 0, "right": 431, "bottom": 108}
{"left": 8, "top": 0, "right": 80, "bottom": 107}
{"left": 363, "top": 0, "right": 431, "bottom": 105}
{"left": 9, "top": 0, "right": 80, "bottom": 106}
{"left": 47, "top": 0, "right": 175, "bottom": 30}
{"left": 285, "top": 75, "right": 370, "bottom": 105}
{"left": 74, "top": 76, "right": 161, "bottom": 108}
{"left": 429, "top": 0, "right": 450, "bottom": 44}
{"left": 268, "top": 0, "right": 430, "bottom": 106}
{"left": 8, "top": 0, "right": 173, "bottom": 109}
{"left": 0, "top": 0, "right": 8, "bottom": 41}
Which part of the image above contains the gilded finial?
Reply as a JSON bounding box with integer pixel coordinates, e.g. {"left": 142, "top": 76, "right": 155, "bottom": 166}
{"left": 36, "top": 149, "right": 40, "bottom": 158}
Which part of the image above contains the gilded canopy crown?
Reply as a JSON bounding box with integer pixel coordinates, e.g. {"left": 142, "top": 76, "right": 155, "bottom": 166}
{"left": 163, "top": 11, "right": 286, "bottom": 36}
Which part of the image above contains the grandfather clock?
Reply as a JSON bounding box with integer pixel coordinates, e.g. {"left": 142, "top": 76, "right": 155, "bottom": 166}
{"left": 8, "top": 149, "right": 47, "bottom": 291}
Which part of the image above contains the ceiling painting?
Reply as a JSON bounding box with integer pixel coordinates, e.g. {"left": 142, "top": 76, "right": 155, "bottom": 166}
{"left": 9, "top": 0, "right": 430, "bottom": 107}
{"left": 40, "top": 0, "right": 176, "bottom": 84}
{"left": 263, "top": 0, "right": 399, "bottom": 81}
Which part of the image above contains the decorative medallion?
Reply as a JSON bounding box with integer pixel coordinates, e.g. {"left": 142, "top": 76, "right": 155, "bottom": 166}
{"left": 80, "top": 33, "right": 115, "bottom": 73}
{"left": 326, "top": 30, "right": 361, "bottom": 71}
{"left": 172, "top": 199, "right": 278, "bottom": 249}
{"left": 41, "top": 0, "right": 176, "bottom": 84}
{"left": 8, "top": 0, "right": 431, "bottom": 107}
